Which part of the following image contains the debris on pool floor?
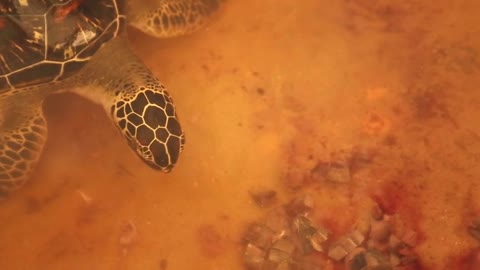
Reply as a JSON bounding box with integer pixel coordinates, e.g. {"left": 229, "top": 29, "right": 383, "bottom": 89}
{"left": 242, "top": 190, "right": 423, "bottom": 270}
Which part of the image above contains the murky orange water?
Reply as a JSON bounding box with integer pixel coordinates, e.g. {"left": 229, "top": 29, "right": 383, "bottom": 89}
{"left": 1, "top": 1, "right": 480, "bottom": 269}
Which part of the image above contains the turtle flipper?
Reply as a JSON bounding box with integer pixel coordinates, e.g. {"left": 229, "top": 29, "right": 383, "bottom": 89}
{"left": 73, "top": 37, "right": 185, "bottom": 172}
{"left": 0, "top": 90, "right": 47, "bottom": 197}
{"left": 127, "top": 0, "right": 224, "bottom": 38}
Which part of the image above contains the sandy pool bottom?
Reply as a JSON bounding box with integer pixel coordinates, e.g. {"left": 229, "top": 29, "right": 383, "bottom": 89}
{"left": 1, "top": 1, "right": 480, "bottom": 269}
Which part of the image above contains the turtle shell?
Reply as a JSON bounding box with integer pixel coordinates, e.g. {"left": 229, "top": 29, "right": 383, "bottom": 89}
{"left": 0, "top": 0, "right": 126, "bottom": 90}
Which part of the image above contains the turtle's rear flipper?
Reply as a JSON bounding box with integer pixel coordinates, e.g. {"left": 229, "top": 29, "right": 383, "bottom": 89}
{"left": 0, "top": 89, "right": 47, "bottom": 197}
{"left": 127, "top": 0, "right": 225, "bottom": 38}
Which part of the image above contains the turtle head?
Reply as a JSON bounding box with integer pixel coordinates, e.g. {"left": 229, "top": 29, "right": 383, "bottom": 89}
{"left": 111, "top": 87, "right": 185, "bottom": 172}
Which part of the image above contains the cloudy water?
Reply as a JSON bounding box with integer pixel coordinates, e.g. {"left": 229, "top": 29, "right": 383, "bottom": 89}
{"left": 1, "top": 1, "right": 480, "bottom": 269}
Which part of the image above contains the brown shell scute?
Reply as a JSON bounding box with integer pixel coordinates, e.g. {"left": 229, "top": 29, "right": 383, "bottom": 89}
{"left": 0, "top": 0, "right": 126, "bottom": 89}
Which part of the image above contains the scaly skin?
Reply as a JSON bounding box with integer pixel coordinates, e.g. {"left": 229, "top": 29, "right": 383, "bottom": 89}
{"left": 0, "top": 88, "right": 47, "bottom": 197}
{"left": 72, "top": 37, "right": 185, "bottom": 172}
{"left": 0, "top": 0, "right": 224, "bottom": 197}
{"left": 128, "top": 0, "right": 225, "bottom": 38}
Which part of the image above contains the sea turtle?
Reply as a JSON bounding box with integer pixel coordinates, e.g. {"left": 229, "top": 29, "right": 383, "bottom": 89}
{"left": 0, "top": 0, "right": 223, "bottom": 196}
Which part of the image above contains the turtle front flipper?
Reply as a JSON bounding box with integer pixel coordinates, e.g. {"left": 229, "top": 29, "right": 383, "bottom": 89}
{"left": 127, "top": 0, "right": 224, "bottom": 38}
{"left": 0, "top": 90, "right": 47, "bottom": 197}
{"left": 73, "top": 37, "right": 185, "bottom": 172}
